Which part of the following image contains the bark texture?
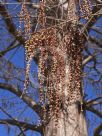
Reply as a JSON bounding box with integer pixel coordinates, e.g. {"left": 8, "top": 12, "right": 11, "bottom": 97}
{"left": 44, "top": 61, "right": 88, "bottom": 136}
{"left": 45, "top": 104, "right": 88, "bottom": 136}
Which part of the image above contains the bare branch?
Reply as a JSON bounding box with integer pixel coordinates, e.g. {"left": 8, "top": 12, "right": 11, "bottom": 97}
{"left": 89, "top": 36, "right": 102, "bottom": 47}
{"left": 0, "top": 2, "right": 39, "bottom": 9}
{"left": 0, "top": 83, "right": 41, "bottom": 114}
{"left": 0, "top": 106, "right": 27, "bottom": 136}
{"left": 94, "top": 123, "right": 102, "bottom": 136}
{"left": 87, "top": 40, "right": 102, "bottom": 52}
{"left": 0, "top": 40, "right": 20, "bottom": 57}
{"left": 0, "top": 2, "right": 24, "bottom": 44}
{"left": 0, "top": 119, "right": 43, "bottom": 134}
{"left": 91, "top": 26, "right": 102, "bottom": 35}
{"left": 86, "top": 97, "right": 102, "bottom": 106}
{"left": 82, "top": 55, "right": 94, "bottom": 66}
{"left": 96, "top": 0, "right": 102, "bottom": 4}
{"left": 85, "top": 105, "right": 102, "bottom": 118}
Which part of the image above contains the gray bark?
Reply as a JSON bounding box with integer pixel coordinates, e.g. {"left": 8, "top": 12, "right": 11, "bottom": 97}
{"left": 44, "top": 60, "right": 88, "bottom": 136}
{"left": 45, "top": 104, "right": 88, "bottom": 136}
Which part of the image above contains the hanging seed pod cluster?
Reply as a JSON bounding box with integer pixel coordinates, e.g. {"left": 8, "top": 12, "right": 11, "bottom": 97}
{"left": 18, "top": 3, "right": 32, "bottom": 94}
{"left": 79, "top": 0, "right": 92, "bottom": 20}
{"left": 19, "top": 0, "right": 92, "bottom": 125}
{"left": 19, "top": 4, "right": 31, "bottom": 39}
{"left": 64, "top": 26, "right": 84, "bottom": 104}
{"left": 38, "top": 0, "right": 46, "bottom": 28}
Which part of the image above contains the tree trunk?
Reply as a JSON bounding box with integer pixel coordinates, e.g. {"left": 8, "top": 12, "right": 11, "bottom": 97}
{"left": 44, "top": 0, "right": 88, "bottom": 135}
{"left": 44, "top": 60, "right": 88, "bottom": 136}
{"left": 45, "top": 104, "right": 88, "bottom": 136}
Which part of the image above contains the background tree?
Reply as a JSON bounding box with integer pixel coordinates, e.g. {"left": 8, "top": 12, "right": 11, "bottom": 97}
{"left": 0, "top": 0, "right": 102, "bottom": 136}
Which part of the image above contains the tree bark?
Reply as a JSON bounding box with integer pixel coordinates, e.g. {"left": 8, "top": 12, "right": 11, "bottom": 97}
{"left": 44, "top": 60, "right": 88, "bottom": 136}
{"left": 45, "top": 104, "right": 88, "bottom": 136}
{"left": 44, "top": 0, "right": 89, "bottom": 132}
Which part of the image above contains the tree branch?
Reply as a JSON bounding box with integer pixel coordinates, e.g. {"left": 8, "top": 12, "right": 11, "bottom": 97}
{"left": 0, "top": 2, "right": 24, "bottom": 44}
{"left": 89, "top": 36, "right": 102, "bottom": 47}
{"left": 91, "top": 26, "right": 102, "bottom": 35}
{"left": 0, "top": 40, "right": 20, "bottom": 57}
{"left": 82, "top": 55, "right": 94, "bottom": 66}
{"left": 0, "top": 119, "right": 43, "bottom": 134}
{"left": 86, "top": 97, "right": 102, "bottom": 106}
{"left": 85, "top": 105, "right": 102, "bottom": 118}
{"left": 0, "top": 106, "right": 27, "bottom": 136}
{"left": 17, "top": 0, "right": 40, "bottom": 9}
{"left": 94, "top": 123, "right": 102, "bottom": 136}
{"left": 96, "top": 0, "right": 102, "bottom": 4}
{"left": 0, "top": 83, "right": 41, "bottom": 115}
{"left": 0, "top": 3, "right": 40, "bottom": 63}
